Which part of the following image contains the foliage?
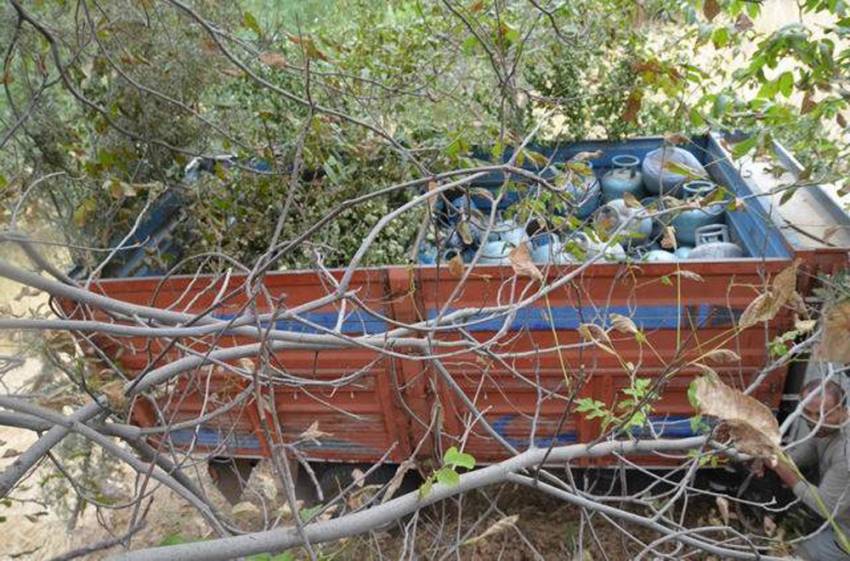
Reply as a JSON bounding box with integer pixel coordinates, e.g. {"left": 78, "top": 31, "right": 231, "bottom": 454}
{"left": 419, "top": 446, "right": 476, "bottom": 498}
{"left": 576, "top": 377, "right": 656, "bottom": 433}
{"left": 688, "top": 374, "right": 780, "bottom": 457}
{"left": 0, "top": 0, "right": 748, "bottom": 272}
{"left": 4, "top": 0, "right": 847, "bottom": 272}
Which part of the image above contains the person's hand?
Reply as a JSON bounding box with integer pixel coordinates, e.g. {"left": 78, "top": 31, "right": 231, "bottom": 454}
{"left": 764, "top": 455, "right": 801, "bottom": 487}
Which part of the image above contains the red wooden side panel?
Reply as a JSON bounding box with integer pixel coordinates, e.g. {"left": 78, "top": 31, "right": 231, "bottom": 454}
{"left": 407, "top": 260, "right": 793, "bottom": 465}
{"left": 61, "top": 269, "right": 413, "bottom": 463}
{"left": 61, "top": 258, "right": 803, "bottom": 467}
{"left": 132, "top": 372, "right": 262, "bottom": 457}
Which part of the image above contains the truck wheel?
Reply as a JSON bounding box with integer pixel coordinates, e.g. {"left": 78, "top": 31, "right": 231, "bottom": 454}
{"left": 208, "top": 457, "right": 258, "bottom": 504}
{"left": 316, "top": 463, "right": 417, "bottom": 503}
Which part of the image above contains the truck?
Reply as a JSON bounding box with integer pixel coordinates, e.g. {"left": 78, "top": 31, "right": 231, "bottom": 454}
{"left": 58, "top": 132, "right": 850, "bottom": 499}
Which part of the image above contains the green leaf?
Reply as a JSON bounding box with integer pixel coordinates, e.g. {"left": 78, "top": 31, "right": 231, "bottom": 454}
{"left": 689, "top": 415, "right": 704, "bottom": 433}
{"left": 779, "top": 187, "right": 797, "bottom": 205}
{"left": 242, "top": 12, "right": 262, "bottom": 36}
{"left": 444, "top": 446, "right": 476, "bottom": 470}
{"left": 299, "top": 504, "right": 324, "bottom": 522}
{"left": 711, "top": 94, "right": 730, "bottom": 118}
{"left": 499, "top": 21, "right": 520, "bottom": 45}
{"left": 435, "top": 467, "right": 460, "bottom": 486}
{"left": 575, "top": 398, "right": 609, "bottom": 420}
{"left": 712, "top": 26, "right": 730, "bottom": 48}
{"left": 731, "top": 134, "right": 759, "bottom": 159}
{"left": 159, "top": 533, "right": 190, "bottom": 546}
{"left": 757, "top": 78, "right": 778, "bottom": 100}
{"left": 73, "top": 197, "right": 98, "bottom": 228}
{"left": 662, "top": 160, "right": 707, "bottom": 180}
{"left": 777, "top": 71, "right": 794, "bottom": 97}
{"left": 687, "top": 379, "right": 700, "bottom": 409}
{"left": 689, "top": 107, "right": 705, "bottom": 127}
{"left": 418, "top": 478, "right": 433, "bottom": 499}
{"left": 246, "top": 554, "right": 294, "bottom": 561}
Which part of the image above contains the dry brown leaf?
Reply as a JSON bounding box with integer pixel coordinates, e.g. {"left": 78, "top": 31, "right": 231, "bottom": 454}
{"left": 448, "top": 254, "right": 465, "bottom": 277}
{"left": 621, "top": 90, "right": 643, "bottom": 124}
{"left": 221, "top": 66, "right": 245, "bottom": 77}
{"left": 569, "top": 150, "right": 603, "bottom": 162}
{"left": 801, "top": 91, "right": 817, "bottom": 115}
{"left": 622, "top": 191, "right": 642, "bottom": 209}
{"left": 457, "top": 222, "right": 474, "bottom": 245}
{"left": 382, "top": 459, "right": 415, "bottom": 504}
{"left": 816, "top": 301, "right": 850, "bottom": 362}
{"left": 463, "top": 514, "right": 519, "bottom": 546}
{"left": 100, "top": 380, "right": 127, "bottom": 410}
{"left": 692, "top": 376, "right": 781, "bottom": 457}
{"left": 275, "top": 499, "right": 303, "bottom": 519}
{"left": 703, "top": 0, "right": 721, "bottom": 22}
{"left": 578, "top": 323, "right": 617, "bottom": 356}
{"left": 238, "top": 358, "right": 254, "bottom": 372}
{"left": 704, "top": 349, "right": 741, "bottom": 364}
{"left": 231, "top": 501, "right": 260, "bottom": 520}
{"left": 795, "top": 318, "right": 817, "bottom": 334}
{"left": 259, "top": 51, "right": 287, "bottom": 69}
{"left": 692, "top": 362, "right": 718, "bottom": 377}
{"left": 740, "top": 293, "right": 780, "bottom": 329}
{"left": 738, "top": 261, "right": 799, "bottom": 329}
{"left": 427, "top": 180, "right": 440, "bottom": 210}
{"left": 772, "top": 261, "right": 799, "bottom": 306}
{"left": 610, "top": 313, "right": 638, "bottom": 336}
{"left": 661, "top": 226, "right": 677, "bottom": 250}
{"left": 1, "top": 448, "right": 20, "bottom": 459}
{"left": 509, "top": 244, "right": 543, "bottom": 281}
{"left": 671, "top": 270, "right": 705, "bottom": 283}
{"left": 764, "top": 515, "right": 777, "bottom": 536}
{"left": 38, "top": 393, "right": 81, "bottom": 411}
{"left": 735, "top": 13, "right": 754, "bottom": 31}
{"left": 788, "top": 291, "right": 808, "bottom": 317}
{"left": 260, "top": 51, "right": 286, "bottom": 69}
{"left": 664, "top": 132, "right": 691, "bottom": 146}
{"left": 300, "top": 420, "right": 331, "bottom": 442}
{"left": 46, "top": 331, "right": 77, "bottom": 355}
{"left": 716, "top": 496, "right": 730, "bottom": 525}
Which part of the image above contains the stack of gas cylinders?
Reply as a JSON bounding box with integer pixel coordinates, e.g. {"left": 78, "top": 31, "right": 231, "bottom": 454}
{"left": 418, "top": 146, "right": 745, "bottom": 266}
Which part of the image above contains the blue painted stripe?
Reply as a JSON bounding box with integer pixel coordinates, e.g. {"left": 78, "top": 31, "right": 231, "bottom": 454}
{"left": 169, "top": 427, "right": 261, "bottom": 450}
{"left": 426, "top": 304, "right": 730, "bottom": 332}
{"left": 491, "top": 414, "right": 577, "bottom": 449}
{"left": 639, "top": 415, "right": 702, "bottom": 438}
{"left": 212, "top": 309, "right": 387, "bottom": 335}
